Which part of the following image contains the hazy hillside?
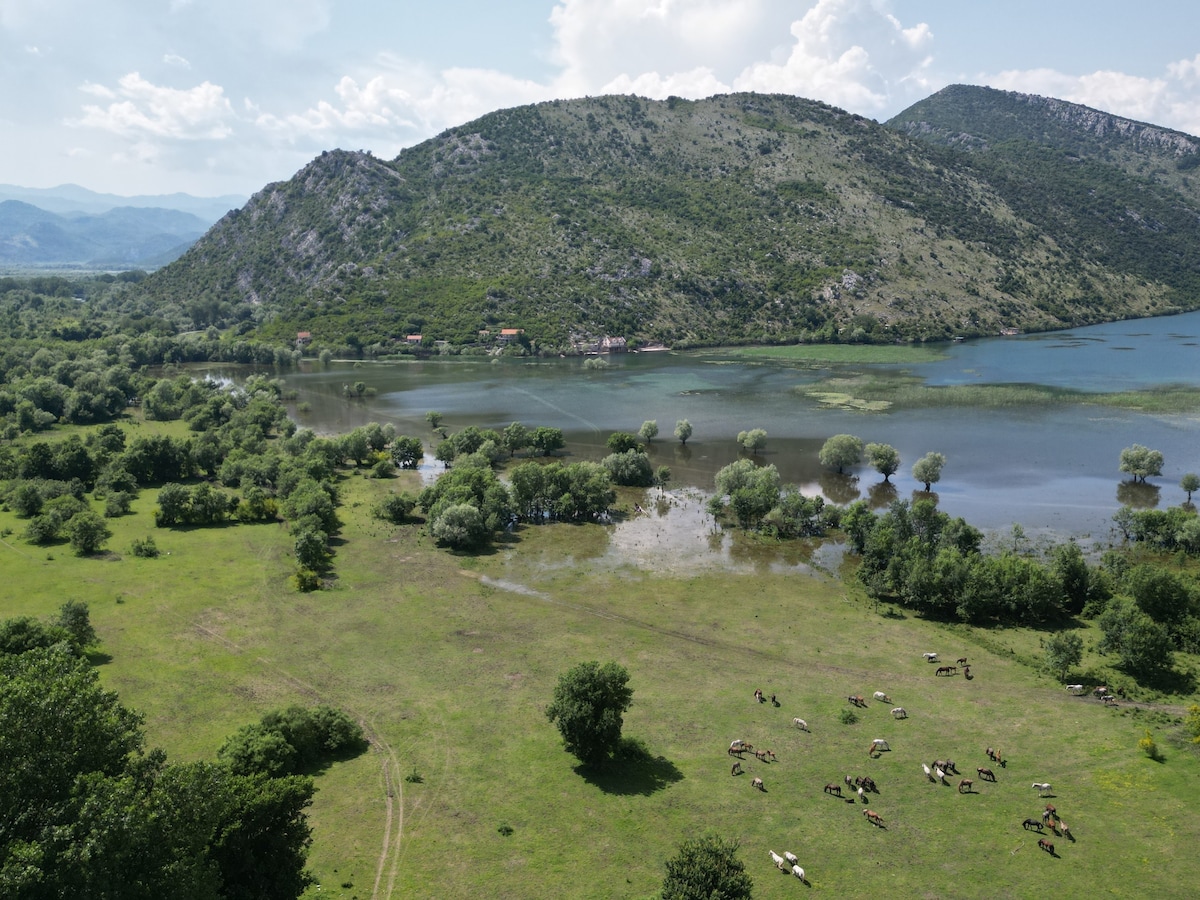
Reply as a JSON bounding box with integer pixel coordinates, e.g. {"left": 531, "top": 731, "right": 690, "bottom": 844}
{"left": 142, "top": 90, "right": 1200, "bottom": 350}
{"left": 0, "top": 200, "right": 208, "bottom": 268}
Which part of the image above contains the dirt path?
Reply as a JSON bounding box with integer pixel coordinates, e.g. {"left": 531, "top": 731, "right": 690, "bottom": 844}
{"left": 163, "top": 607, "right": 408, "bottom": 900}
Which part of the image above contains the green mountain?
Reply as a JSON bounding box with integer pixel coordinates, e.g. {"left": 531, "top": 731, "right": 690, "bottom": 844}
{"left": 143, "top": 89, "right": 1200, "bottom": 351}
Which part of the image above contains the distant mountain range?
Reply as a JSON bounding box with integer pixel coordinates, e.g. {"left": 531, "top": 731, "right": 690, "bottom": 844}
{"left": 0, "top": 184, "right": 248, "bottom": 269}
{"left": 0, "top": 184, "right": 246, "bottom": 225}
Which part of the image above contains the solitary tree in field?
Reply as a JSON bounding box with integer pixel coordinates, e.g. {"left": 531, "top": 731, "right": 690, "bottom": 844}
{"left": 864, "top": 442, "right": 901, "bottom": 482}
{"left": 1182, "top": 472, "right": 1200, "bottom": 503}
{"left": 912, "top": 452, "right": 946, "bottom": 492}
{"left": 674, "top": 419, "right": 693, "bottom": 446}
{"left": 661, "top": 835, "right": 753, "bottom": 900}
{"left": 639, "top": 420, "right": 659, "bottom": 443}
{"left": 1119, "top": 444, "right": 1164, "bottom": 483}
{"left": 545, "top": 661, "right": 633, "bottom": 767}
{"left": 819, "top": 434, "right": 864, "bottom": 474}
{"left": 425, "top": 411, "right": 443, "bottom": 431}
{"left": 1043, "top": 632, "right": 1084, "bottom": 682}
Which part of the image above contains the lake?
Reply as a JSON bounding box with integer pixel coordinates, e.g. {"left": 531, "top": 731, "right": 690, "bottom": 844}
{"left": 277, "top": 311, "right": 1200, "bottom": 544}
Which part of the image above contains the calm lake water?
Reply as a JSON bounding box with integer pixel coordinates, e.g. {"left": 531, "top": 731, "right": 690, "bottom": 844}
{"left": 275, "top": 311, "right": 1200, "bottom": 544}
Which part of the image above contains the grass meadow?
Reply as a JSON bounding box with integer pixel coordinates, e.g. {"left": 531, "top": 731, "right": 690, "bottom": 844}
{"left": 3, "top": 467, "right": 1200, "bottom": 899}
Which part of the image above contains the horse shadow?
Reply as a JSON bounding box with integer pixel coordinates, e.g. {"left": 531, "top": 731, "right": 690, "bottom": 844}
{"left": 576, "top": 737, "right": 684, "bottom": 796}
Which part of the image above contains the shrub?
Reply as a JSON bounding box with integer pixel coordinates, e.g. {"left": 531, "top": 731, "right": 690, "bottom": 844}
{"left": 1138, "top": 730, "right": 1162, "bottom": 761}
{"left": 130, "top": 536, "right": 160, "bottom": 558}
{"left": 374, "top": 492, "right": 417, "bottom": 524}
{"left": 104, "top": 490, "right": 134, "bottom": 518}
{"left": 292, "top": 567, "right": 322, "bottom": 592}
{"left": 839, "top": 708, "right": 859, "bottom": 725}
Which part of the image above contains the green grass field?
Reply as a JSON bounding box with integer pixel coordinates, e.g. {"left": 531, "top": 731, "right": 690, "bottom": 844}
{"left": 4, "top": 468, "right": 1199, "bottom": 899}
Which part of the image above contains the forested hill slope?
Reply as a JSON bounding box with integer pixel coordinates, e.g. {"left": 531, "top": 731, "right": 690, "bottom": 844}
{"left": 143, "top": 91, "right": 1200, "bottom": 351}
{"left": 887, "top": 85, "right": 1200, "bottom": 319}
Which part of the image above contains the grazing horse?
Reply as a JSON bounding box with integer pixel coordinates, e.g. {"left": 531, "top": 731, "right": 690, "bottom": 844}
{"left": 824, "top": 782, "right": 842, "bottom": 797}
{"left": 935, "top": 767, "right": 947, "bottom": 785}
{"left": 857, "top": 786, "right": 866, "bottom": 802}
{"left": 935, "top": 666, "right": 957, "bottom": 676}
{"left": 870, "top": 738, "right": 890, "bottom": 752}
{"left": 792, "top": 717, "right": 810, "bottom": 732}
{"left": 956, "top": 657, "right": 968, "bottom": 666}
{"left": 923, "top": 763, "right": 934, "bottom": 782}
{"left": 1044, "top": 803, "right": 1057, "bottom": 817}
{"left": 873, "top": 691, "right": 892, "bottom": 703}
{"left": 1022, "top": 818, "right": 1045, "bottom": 832}
{"left": 844, "top": 774, "right": 854, "bottom": 788}
{"left": 977, "top": 766, "right": 996, "bottom": 782}
{"left": 986, "top": 747, "right": 997, "bottom": 761}
{"left": 848, "top": 694, "right": 867, "bottom": 707}
{"left": 784, "top": 851, "right": 799, "bottom": 866}
{"left": 863, "top": 809, "right": 884, "bottom": 827}
{"left": 1038, "top": 838, "right": 1054, "bottom": 855}
{"left": 730, "top": 762, "right": 742, "bottom": 776}
{"left": 1033, "top": 782, "right": 1052, "bottom": 797}
{"left": 754, "top": 749, "right": 770, "bottom": 762}
{"left": 751, "top": 777, "right": 765, "bottom": 791}
{"left": 891, "top": 706, "right": 907, "bottom": 719}
{"left": 769, "top": 850, "right": 787, "bottom": 871}
{"left": 861, "top": 775, "right": 878, "bottom": 793}
{"left": 792, "top": 864, "right": 806, "bottom": 881}
{"left": 958, "top": 778, "right": 974, "bottom": 793}
{"left": 1060, "top": 821, "right": 1073, "bottom": 841}
{"left": 944, "top": 759, "right": 958, "bottom": 774}
{"left": 922, "top": 652, "right": 939, "bottom": 662}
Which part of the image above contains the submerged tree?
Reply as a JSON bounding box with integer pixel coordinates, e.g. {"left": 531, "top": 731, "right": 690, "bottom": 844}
{"left": 864, "top": 442, "right": 901, "bottom": 482}
{"left": 1119, "top": 444, "right": 1164, "bottom": 484}
{"left": 674, "top": 419, "right": 693, "bottom": 446}
{"left": 819, "top": 434, "right": 863, "bottom": 474}
{"left": 1182, "top": 472, "right": 1200, "bottom": 503}
{"left": 736, "top": 429, "right": 767, "bottom": 455}
{"left": 912, "top": 452, "right": 946, "bottom": 492}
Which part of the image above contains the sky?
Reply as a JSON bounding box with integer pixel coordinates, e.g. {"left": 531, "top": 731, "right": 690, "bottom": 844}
{"left": 3, "top": 0, "right": 1200, "bottom": 199}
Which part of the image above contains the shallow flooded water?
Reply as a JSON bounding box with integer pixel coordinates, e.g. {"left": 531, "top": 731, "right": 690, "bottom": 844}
{"left": 266, "top": 310, "right": 1200, "bottom": 542}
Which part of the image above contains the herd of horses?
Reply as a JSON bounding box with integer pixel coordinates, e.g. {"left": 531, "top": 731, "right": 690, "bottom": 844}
{"left": 728, "top": 656, "right": 1072, "bottom": 878}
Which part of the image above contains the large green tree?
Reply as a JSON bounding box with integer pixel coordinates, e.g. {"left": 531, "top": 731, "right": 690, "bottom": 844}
{"left": 661, "top": 835, "right": 753, "bottom": 900}
{"left": 1043, "top": 631, "right": 1084, "bottom": 682}
{"left": 545, "top": 661, "right": 633, "bottom": 767}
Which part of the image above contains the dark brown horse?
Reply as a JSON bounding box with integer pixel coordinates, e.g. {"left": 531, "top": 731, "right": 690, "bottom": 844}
{"left": 1022, "top": 818, "right": 1044, "bottom": 832}
{"left": 977, "top": 766, "right": 996, "bottom": 781}
{"left": 824, "top": 782, "right": 842, "bottom": 796}
{"left": 935, "top": 665, "right": 957, "bottom": 676}
{"left": 1038, "top": 838, "right": 1055, "bottom": 855}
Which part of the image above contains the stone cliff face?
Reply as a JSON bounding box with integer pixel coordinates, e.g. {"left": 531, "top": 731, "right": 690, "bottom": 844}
{"left": 1013, "top": 92, "right": 1200, "bottom": 157}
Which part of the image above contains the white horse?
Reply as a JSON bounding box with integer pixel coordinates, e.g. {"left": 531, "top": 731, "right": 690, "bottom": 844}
{"left": 1033, "top": 782, "right": 1052, "bottom": 796}
{"left": 792, "top": 864, "right": 806, "bottom": 881}
{"left": 1066, "top": 684, "right": 1085, "bottom": 694}
{"left": 871, "top": 738, "right": 890, "bottom": 751}
{"left": 922, "top": 652, "right": 939, "bottom": 662}
{"left": 935, "top": 767, "right": 946, "bottom": 784}
{"left": 873, "top": 691, "right": 891, "bottom": 703}
{"left": 784, "top": 851, "right": 798, "bottom": 866}
{"left": 769, "top": 850, "right": 786, "bottom": 871}
{"left": 792, "top": 717, "right": 809, "bottom": 731}
{"left": 891, "top": 706, "right": 907, "bottom": 719}
{"left": 923, "top": 763, "right": 934, "bottom": 781}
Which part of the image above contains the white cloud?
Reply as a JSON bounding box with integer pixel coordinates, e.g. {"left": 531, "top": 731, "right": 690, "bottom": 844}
{"left": 733, "top": 0, "right": 934, "bottom": 113}
{"left": 163, "top": 53, "right": 190, "bottom": 69}
{"left": 76, "top": 72, "right": 234, "bottom": 139}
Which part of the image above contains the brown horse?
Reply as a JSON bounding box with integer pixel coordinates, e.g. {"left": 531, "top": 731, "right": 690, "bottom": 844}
{"left": 977, "top": 766, "right": 996, "bottom": 781}
{"left": 956, "top": 657, "right": 968, "bottom": 666}
{"left": 863, "top": 809, "right": 885, "bottom": 827}
{"left": 731, "top": 762, "right": 742, "bottom": 776}
{"left": 1038, "top": 838, "right": 1055, "bottom": 855}
{"left": 824, "top": 782, "right": 842, "bottom": 797}
{"left": 935, "top": 666, "right": 957, "bottom": 676}
{"left": 848, "top": 694, "right": 867, "bottom": 707}
{"left": 1022, "top": 818, "right": 1044, "bottom": 832}
{"left": 958, "top": 778, "right": 974, "bottom": 793}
